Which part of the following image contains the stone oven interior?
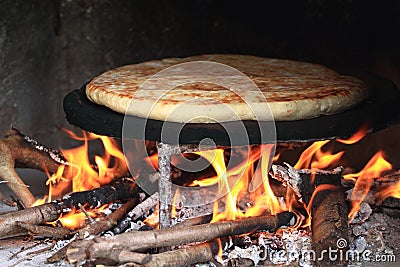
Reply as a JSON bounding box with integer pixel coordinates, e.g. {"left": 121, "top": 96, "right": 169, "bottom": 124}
{"left": 0, "top": 1, "right": 400, "bottom": 266}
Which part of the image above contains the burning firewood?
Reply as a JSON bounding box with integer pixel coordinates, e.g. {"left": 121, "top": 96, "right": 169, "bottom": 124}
{"left": 310, "top": 186, "right": 348, "bottom": 266}
{"left": 47, "top": 197, "right": 142, "bottom": 263}
{"left": 0, "top": 128, "right": 67, "bottom": 207}
{"left": 66, "top": 211, "right": 295, "bottom": 263}
{"left": 271, "top": 164, "right": 349, "bottom": 266}
{"left": 0, "top": 177, "right": 141, "bottom": 238}
{"left": 59, "top": 177, "right": 139, "bottom": 210}
{"left": 110, "top": 192, "right": 159, "bottom": 234}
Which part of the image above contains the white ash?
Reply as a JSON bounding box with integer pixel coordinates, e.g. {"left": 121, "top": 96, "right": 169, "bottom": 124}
{"left": 228, "top": 245, "right": 264, "bottom": 265}
{"left": 271, "top": 163, "right": 303, "bottom": 201}
{"left": 349, "top": 202, "right": 373, "bottom": 224}
{"left": 172, "top": 204, "right": 213, "bottom": 225}
{"left": 0, "top": 237, "right": 73, "bottom": 267}
{"left": 348, "top": 205, "right": 398, "bottom": 266}
{"left": 215, "top": 229, "right": 313, "bottom": 267}
{"left": 195, "top": 263, "right": 217, "bottom": 267}
{"left": 23, "top": 133, "right": 69, "bottom": 166}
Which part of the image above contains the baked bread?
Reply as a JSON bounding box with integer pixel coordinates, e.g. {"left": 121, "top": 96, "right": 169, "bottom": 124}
{"left": 86, "top": 54, "right": 368, "bottom": 123}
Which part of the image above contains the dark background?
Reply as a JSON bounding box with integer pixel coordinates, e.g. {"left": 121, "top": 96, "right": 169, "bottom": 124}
{"left": 0, "top": 0, "right": 399, "bottom": 170}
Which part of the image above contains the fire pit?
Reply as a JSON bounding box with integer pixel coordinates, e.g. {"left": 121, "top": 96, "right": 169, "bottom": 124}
{"left": 0, "top": 58, "right": 399, "bottom": 267}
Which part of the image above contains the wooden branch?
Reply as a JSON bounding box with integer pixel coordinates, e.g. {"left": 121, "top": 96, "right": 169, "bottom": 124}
{"left": 271, "top": 164, "right": 349, "bottom": 266}
{"left": 137, "top": 241, "right": 217, "bottom": 267}
{"left": 48, "top": 198, "right": 142, "bottom": 263}
{"left": 171, "top": 213, "right": 213, "bottom": 229}
{"left": 66, "top": 211, "right": 295, "bottom": 263}
{"left": 110, "top": 192, "right": 159, "bottom": 234}
{"left": 59, "top": 177, "right": 139, "bottom": 211}
{"left": 0, "top": 128, "right": 67, "bottom": 207}
{"left": 0, "top": 202, "right": 61, "bottom": 237}
{"left": 310, "top": 186, "right": 348, "bottom": 267}
{"left": 78, "top": 197, "right": 140, "bottom": 237}
{"left": 16, "top": 222, "right": 72, "bottom": 238}
{"left": 0, "top": 178, "right": 141, "bottom": 238}
{"left": 99, "top": 249, "right": 152, "bottom": 265}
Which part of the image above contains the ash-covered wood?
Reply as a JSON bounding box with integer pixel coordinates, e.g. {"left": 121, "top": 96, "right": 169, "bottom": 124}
{"left": 66, "top": 211, "right": 295, "bottom": 263}
{"left": 78, "top": 197, "right": 140, "bottom": 238}
{"left": 48, "top": 198, "right": 141, "bottom": 263}
{"left": 0, "top": 202, "right": 61, "bottom": 237}
{"left": 272, "top": 164, "right": 349, "bottom": 266}
{"left": 110, "top": 192, "right": 158, "bottom": 235}
{"left": 0, "top": 128, "right": 68, "bottom": 207}
{"left": 19, "top": 129, "right": 68, "bottom": 166}
{"left": 298, "top": 168, "right": 349, "bottom": 266}
{"left": 157, "top": 143, "right": 180, "bottom": 229}
{"left": 171, "top": 213, "right": 213, "bottom": 229}
{"left": 0, "top": 177, "right": 141, "bottom": 238}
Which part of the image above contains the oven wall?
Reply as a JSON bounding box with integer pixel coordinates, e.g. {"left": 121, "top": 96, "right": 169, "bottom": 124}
{"left": 0, "top": 0, "right": 399, "bottom": 162}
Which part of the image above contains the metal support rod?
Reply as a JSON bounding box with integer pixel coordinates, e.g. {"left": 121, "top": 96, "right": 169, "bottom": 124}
{"left": 157, "top": 143, "right": 180, "bottom": 229}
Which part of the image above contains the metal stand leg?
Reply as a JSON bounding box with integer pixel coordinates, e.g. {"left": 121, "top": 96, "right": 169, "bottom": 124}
{"left": 157, "top": 143, "right": 180, "bottom": 229}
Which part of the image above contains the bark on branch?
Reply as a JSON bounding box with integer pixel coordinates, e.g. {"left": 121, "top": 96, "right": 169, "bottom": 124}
{"left": 0, "top": 202, "right": 61, "bottom": 237}
{"left": 66, "top": 211, "right": 295, "bottom": 263}
{"left": 0, "top": 128, "right": 67, "bottom": 207}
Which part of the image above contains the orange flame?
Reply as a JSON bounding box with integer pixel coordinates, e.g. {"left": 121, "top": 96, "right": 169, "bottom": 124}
{"left": 294, "top": 140, "right": 343, "bottom": 170}
{"left": 380, "top": 181, "right": 400, "bottom": 199}
{"left": 346, "top": 151, "right": 392, "bottom": 222}
{"left": 190, "top": 145, "right": 285, "bottom": 223}
{"left": 304, "top": 184, "right": 338, "bottom": 227}
{"left": 337, "top": 126, "right": 368, "bottom": 145}
{"left": 171, "top": 188, "right": 181, "bottom": 218}
{"left": 33, "top": 130, "right": 128, "bottom": 229}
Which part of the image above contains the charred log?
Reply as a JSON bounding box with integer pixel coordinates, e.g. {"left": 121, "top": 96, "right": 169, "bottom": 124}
{"left": 0, "top": 178, "right": 141, "bottom": 238}
{"left": 48, "top": 198, "right": 142, "bottom": 263}
{"left": 58, "top": 177, "right": 139, "bottom": 211}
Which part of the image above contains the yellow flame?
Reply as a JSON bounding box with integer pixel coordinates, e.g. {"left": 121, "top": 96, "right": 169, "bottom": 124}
{"left": 33, "top": 130, "right": 129, "bottom": 229}
{"left": 346, "top": 151, "right": 392, "bottom": 222}
{"left": 337, "top": 126, "right": 368, "bottom": 145}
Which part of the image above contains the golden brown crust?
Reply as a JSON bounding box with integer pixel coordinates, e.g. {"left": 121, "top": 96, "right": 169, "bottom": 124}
{"left": 86, "top": 54, "right": 368, "bottom": 123}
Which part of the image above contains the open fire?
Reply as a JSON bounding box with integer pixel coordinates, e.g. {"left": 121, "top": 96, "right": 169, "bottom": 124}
{"left": 0, "top": 125, "right": 396, "bottom": 266}
{"left": 0, "top": 126, "right": 398, "bottom": 266}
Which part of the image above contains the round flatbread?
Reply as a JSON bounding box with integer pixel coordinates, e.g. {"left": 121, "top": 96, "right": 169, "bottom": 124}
{"left": 86, "top": 54, "right": 368, "bottom": 123}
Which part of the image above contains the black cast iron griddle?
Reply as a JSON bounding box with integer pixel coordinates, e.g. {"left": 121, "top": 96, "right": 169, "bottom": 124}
{"left": 63, "top": 74, "right": 400, "bottom": 146}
